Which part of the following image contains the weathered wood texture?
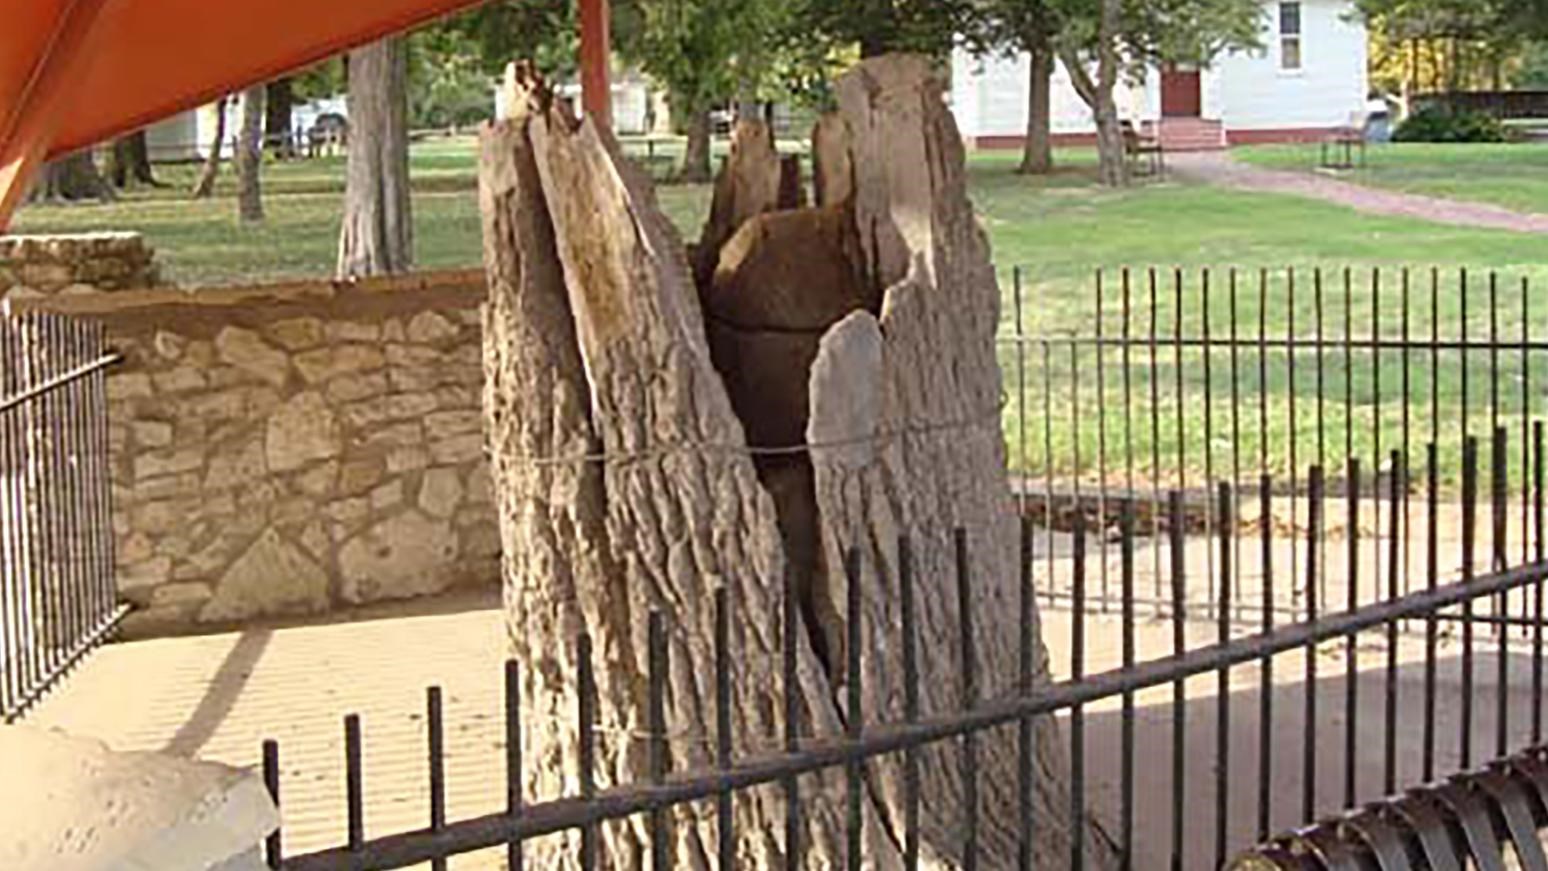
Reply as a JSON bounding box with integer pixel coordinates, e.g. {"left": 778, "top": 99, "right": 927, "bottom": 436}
{"left": 479, "top": 55, "right": 1108, "bottom": 869}
{"left": 802, "top": 55, "right": 1097, "bottom": 869}
{"left": 694, "top": 119, "right": 787, "bottom": 288}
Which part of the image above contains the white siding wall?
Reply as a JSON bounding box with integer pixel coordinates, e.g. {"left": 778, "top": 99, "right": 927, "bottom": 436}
{"left": 949, "top": 49, "right": 1146, "bottom": 138}
{"left": 949, "top": 0, "right": 1367, "bottom": 139}
{"left": 144, "top": 112, "right": 202, "bottom": 162}
{"left": 1216, "top": 0, "right": 1369, "bottom": 131}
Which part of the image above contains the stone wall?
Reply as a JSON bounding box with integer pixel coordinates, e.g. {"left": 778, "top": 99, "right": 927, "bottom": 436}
{"left": 0, "top": 233, "right": 161, "bottom": 298}
{"left": 13, "top": 271, "right": 499, "bottom": 637}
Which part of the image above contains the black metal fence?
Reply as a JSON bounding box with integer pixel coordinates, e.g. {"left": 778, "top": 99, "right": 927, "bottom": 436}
{"left": 0, "top": 311, "right": 123, "bottom": 721}
{"left": 999, "top": 266, "right": 1546, "bottom": 621}
{"left": 246, "top": 265, "right": 1548, "bottom": 869}
{"left": 1235, "top": 741, "right": 1548, "bottom": 867}
{"left": 260, "top": 444, "right": 1548, "bottom": 869}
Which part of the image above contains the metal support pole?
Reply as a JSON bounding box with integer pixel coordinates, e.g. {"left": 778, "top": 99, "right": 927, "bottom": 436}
{"left": 578, "top": 0, "right": 612, "bottom": 128}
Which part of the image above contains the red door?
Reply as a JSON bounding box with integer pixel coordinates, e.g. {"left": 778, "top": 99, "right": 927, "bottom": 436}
{"left": 1161, "top": 67, "right": 1202, "bottom": 117}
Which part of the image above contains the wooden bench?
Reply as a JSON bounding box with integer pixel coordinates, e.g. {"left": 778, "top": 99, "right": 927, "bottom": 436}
{"left": 1122, "top": 121, "right": 1164, "bottom": 178}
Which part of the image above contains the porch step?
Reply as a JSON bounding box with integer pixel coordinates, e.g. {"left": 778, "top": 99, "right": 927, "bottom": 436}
{"left": 1154, "top": 118, "right": 1227, "bottom": 152}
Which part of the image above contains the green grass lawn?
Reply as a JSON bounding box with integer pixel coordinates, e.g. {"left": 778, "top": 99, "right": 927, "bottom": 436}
{"left": 15, "top": 137, "right": 1548, "bottom": 488}
{"left": 1236, "top": 141, "right": 1548, "bottom": 217}
{"left": 992, "top": 149, "right": 1548, "bottom": 487}
{"left": 10, "top": 136, "right": 710, "bottom": 285}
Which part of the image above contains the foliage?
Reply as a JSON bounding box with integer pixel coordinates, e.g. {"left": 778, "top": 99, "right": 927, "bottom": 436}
{"left": 1514, "top": 40, "right": 1548, "bottom": 88}
{"left": 1122, "top": 0, "right": 1264, "bottom": 65}
{"left": 292, "top": 59, "right": 346, "bottom": 104}
{"left": 288, "top": 2, "right": 575, "bottom": 131}
{"left": 787, "top": 0, "right": 977, "bottom": 58}
{"left": 1036, "top": 0, "right": 1263, "bottom": 75}
{"left": 406, "top": 29, "right": 500, "bottom": 129}
{"left": 1356, "top": 0, "right": 1548, "bottom": 93}
{"left": 613, "top": 0, "right": 792, "bottom": 117}
{"left": 432, "top": 0, "right": 577, "bottom": 79}
{"left": 404, "top": 2, "right": 578, "bottom": 129}
{"left": 965, "top": 0, "right": 1057, "bottom": 81}
{"left": 967, "top": 0, "right": 1262, "bottom": 110}
{"left": 1392, "top": 106, "right": 1508, "bottom": 142}
{"left": 1355, "top": 0, "right": 1516, "bottom": 41}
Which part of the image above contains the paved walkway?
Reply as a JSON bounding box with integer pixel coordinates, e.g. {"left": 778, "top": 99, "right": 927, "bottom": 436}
{"left": 21, "top": 529, "right": 1540, "bottom": 870}
{"left": 1170, "top": 150, "right": 1548, "bottom": 234}
{"left": 28, "top": 590, "right": 513, "bottom": 868}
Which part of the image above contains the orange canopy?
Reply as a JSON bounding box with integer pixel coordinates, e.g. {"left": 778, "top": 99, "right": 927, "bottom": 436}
{"left": 0, "top": 0, "right": 612, "bottom": 230}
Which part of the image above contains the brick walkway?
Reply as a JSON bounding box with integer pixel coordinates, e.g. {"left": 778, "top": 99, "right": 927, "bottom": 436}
{"left": 24, "top": 533, "right": 1545, "bottom": 870}
{"left": 28, "top": 590, "right": 513, "bottom": 868}
{"left": 1171, "top": 151, "right": 1548, "bottom": 234}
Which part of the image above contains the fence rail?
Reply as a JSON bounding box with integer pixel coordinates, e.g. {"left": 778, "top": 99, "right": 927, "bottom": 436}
{"left": 0, "top": 312, "right": 123, "bottom": 721}
{"left": 999, "top": 266, "right": 1546, "bottom": 621}
{"left": 231, "top": 263, "right": 1548, "bottom": 868}
{"left": 266, "top": 436, "right": 1548, "bottom": 869}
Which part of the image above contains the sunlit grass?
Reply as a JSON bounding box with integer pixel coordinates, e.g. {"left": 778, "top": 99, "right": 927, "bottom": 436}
{"left": 15, "top": 136, "right": 1548, "bottom": 489}
{"left": 1236, "top": 141, "right": 1548, "bottom": 216}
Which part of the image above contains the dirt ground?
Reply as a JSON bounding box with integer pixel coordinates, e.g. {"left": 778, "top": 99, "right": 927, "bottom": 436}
{"left": 26, "top": 510, "right": 1545, "bottom": 869}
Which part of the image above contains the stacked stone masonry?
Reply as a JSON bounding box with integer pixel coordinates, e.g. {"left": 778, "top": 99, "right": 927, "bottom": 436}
{"left": 0, "top": 233, "right": 161, "bottom": 298}
{"left": 8, "top": 268, "right": 499, "bottom": 637}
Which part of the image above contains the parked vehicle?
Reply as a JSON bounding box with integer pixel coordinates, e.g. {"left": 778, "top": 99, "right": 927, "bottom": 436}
{"left": 306, "top": 112, "right": 349, "bottom": 157}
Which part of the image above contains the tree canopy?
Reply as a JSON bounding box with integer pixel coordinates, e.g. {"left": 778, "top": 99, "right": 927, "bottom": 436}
{"left": 612, "top": 0, "right": 790, "bottom": 116}
{"left": 1356, "top": 0, "right": 1548, "bottom": 93}
{"left": 985, "top": 0, "right": 1263, "bottom": 75}
{"left": 789, "top": 0, "right": 977, "bottom": 58}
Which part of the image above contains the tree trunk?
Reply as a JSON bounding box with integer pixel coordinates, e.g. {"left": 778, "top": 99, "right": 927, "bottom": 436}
{"left": 32, "top": 151, "right": 115, "bottom": 203}
{"left": 1020, "top": 40, "right": 1055, "bottom": 175}
{"left": 235, "top": 84, "right": 266, "bottom": 222}
{"left": 128, "top": 131, "right": 160, "bottom": 186}
{"left": 266, "top": 77, "right": 296, "bottom": 159}
{"left": 337, "top": 37, "right": 413, "bottom": 278}
{"left": 480, "top": 55, "right": 1111, "bottom": 870}
{"left": 1059, "top": 0, "right": 1128, "bottom": 189}
{"left": 1094, "top": 0, "right": 1128, "bottom": 187}
{"left": 192, "top": 97, "right": 229, "bottom": 199}
{"left": 1092, "top": 97, "right": 1127, "bottom": 188}
{"left": 107, "top": 131, "right": 162, "bottom": 189}
{"left": 678, "top": 107, "right": 715, "bottom": 184}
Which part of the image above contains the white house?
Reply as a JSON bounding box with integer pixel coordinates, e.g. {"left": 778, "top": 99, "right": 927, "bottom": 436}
{"left": 496, "top": 70, "right": 659, "bottom": 136}
{"left": 142, "top": 108, "right": 208, "bottom": 162}
{"left": 950, "top": 0, "right": 1370, "bottom": 150}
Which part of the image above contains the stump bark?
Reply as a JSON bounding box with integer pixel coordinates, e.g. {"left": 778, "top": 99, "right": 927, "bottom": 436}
{"left": 480, "top": 55, "right": 1110, "bottom": 870}
{"left": 692, "top": 119, "right": 796, "bottom": 288}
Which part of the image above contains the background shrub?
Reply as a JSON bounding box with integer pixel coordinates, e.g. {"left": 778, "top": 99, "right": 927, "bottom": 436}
{"left": 1394, "top": 106, "right": 1509, "bottom": 143}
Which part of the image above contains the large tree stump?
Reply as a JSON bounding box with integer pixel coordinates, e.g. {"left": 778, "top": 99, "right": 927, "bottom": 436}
{"left": 692, "top": 119, "right": 800, "bottom": 288}
{"left": 480, "top": 56, "right": 1109, "bottom": 869}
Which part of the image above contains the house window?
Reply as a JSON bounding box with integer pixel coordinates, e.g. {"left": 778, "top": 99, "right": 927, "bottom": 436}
{"left": 1279, "top": 2, "right": 1303, "bottom": 70}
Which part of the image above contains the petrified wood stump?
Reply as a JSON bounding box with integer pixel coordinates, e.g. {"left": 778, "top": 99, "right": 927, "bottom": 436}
{"left": 479, "top": 55, "right": 1111, "bottom": 869}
